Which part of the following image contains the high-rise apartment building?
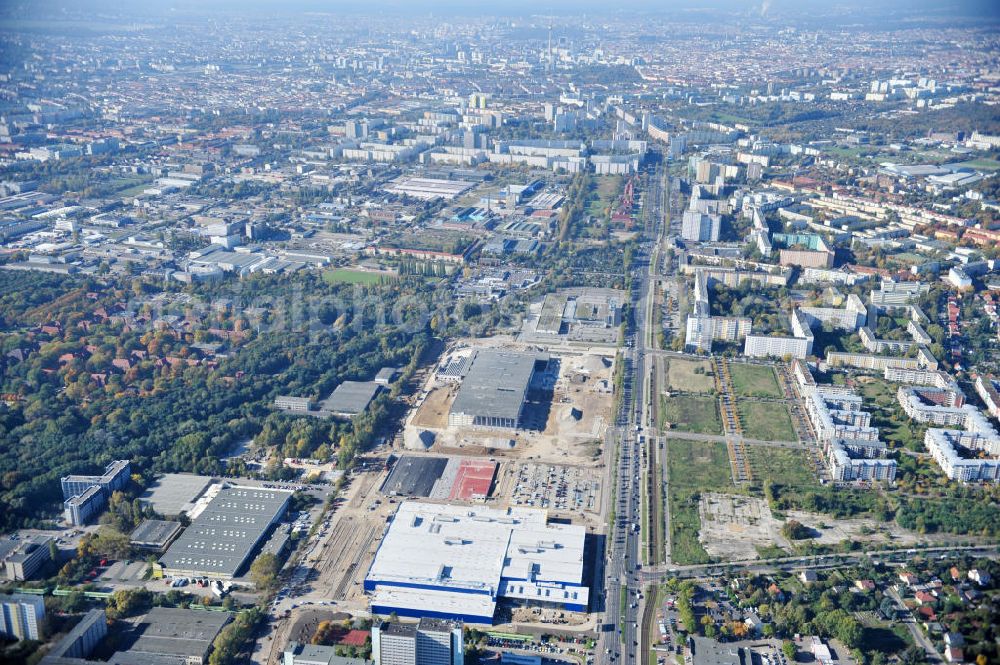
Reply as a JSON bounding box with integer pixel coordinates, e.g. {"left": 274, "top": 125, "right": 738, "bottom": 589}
{"left": 680, "top": 210, "right": 720, "bottom": 242}
{"left": 0, "top": 593, "right": 45, "bottom": 641}
{"left": 416, "top": 619, "right": 462, "bottom": 665}
{"left": 60, "top": 459, "right": 131, "bottom": 527}
{"left": 60, "top": 460, "right": 131, "bottom": 501}
{"left": 372, "top": 619, "right": 463, "bottom": 665}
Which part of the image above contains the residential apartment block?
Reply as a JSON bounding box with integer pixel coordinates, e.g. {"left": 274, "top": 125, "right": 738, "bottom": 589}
{"left": 0, "top": 593, "right": 45, "bottom": 641}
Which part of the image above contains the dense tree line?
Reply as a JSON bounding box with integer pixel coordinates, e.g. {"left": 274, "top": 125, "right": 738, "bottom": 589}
{"left": 0, "top": 269, "right": 436, "bottom": 530}
{"left": 208, "top": 606, "right": 265, "bottom": 665}
{"left": 767, "top": 481, "right": 1000, "bottom": 538}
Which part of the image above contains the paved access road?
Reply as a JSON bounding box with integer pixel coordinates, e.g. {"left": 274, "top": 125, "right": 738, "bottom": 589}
{"left": 597, "top": 157, "right": 669, "bottom": 665}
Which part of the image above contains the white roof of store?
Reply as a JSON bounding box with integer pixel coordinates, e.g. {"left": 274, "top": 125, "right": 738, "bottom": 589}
{"left": 370, "top": 586, "right": 497, "bottom": 619}
{"left": 366, "top": 501, "right": 586, "bottom": 594}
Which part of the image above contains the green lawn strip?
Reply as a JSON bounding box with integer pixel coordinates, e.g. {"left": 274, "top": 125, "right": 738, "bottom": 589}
{"left": 664, "top": 359, "right": 715, "bottom": 393}
{"left": 661, "top": 394, "right": 722, "bottom": 435}
{"left": 747, "top": 446, "right": 817, "bottom": 488}
{"left": 737, "top": 401, "right": 796, "bottom": 441}
{"left": 729, "top": 364, "right": 782, "bottom": 398}
{"left": 322, "top": 268, "right": 388, "bottom": 285}
{"left": 666, "top": 438, "right": 735, "bottom": 564}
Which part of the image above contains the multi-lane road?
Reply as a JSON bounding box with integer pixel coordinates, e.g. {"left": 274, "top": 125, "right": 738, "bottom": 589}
{"left": 593, "top": 158, "right": 1000, "bottom": 665}
{"left": 597, "top": 158, "right": 669, "bottom": 665}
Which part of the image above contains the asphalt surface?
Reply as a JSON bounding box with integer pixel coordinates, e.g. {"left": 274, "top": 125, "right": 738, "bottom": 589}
{"left": 597, "top": 157, "right": 669, "bottom": 665}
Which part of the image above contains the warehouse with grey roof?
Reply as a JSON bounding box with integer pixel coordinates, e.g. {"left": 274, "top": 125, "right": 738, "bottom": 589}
{"left": 158, "top": 485, "right": 291, "bottom": 580}
{"left": 321, "top": 380, "right": 382, "bottom": 418}
{"left": 130, "top": 519, "right": 183, "bottom": 553}
{"left": 448, "top": 350, "right": 547, "bottom": 431}
{"left": 110, "top": 607, "right": 231, "bottom": 665}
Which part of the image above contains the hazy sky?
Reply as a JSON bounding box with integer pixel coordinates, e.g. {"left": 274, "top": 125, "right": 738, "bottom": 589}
{"left": 7, "top": 0, "right": 1000, "bottom": 16}
{"left": 1, "top": 0, "right": 997, "bottom": 28}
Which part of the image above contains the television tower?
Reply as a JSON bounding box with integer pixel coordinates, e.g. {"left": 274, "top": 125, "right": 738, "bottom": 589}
{"left": 547, "top": 24, "right": 553, "bottom": 71}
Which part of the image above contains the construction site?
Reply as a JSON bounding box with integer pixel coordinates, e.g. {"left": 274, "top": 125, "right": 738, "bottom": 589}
{"left": 404, "top": 336, "right": 615, "bottom": 467}
{"left": 267, "top": 335, "right": 615, "bottom": 641}
{"left": 696, "top": 491, "right": 926, "bottom": 561}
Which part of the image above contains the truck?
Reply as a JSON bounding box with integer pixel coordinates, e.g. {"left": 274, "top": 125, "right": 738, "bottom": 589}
{"left": 211, "top": 580, "right": 226, "bottom": 598}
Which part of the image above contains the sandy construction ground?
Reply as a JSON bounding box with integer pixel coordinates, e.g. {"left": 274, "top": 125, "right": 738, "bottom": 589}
{"left": 698, "top": 493, "right": 788, "bottom": 561}
{"left": 698, "top": 492, "right": 926, "bottom": 561}
{"left": 403, "top": 337, "right": 614, "bottom": 469}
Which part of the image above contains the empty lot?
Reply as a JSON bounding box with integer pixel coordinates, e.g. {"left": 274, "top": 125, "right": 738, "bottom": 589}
{"left": 664, "top": 358, "right": 715, "bottom": 393}
{"left": 661, "top": 394, "right": 722, "bottom": 435}
{"left": 737, "top": 401, "right": 796, "bottom": 442}
{"left": 729, "top": 364, "right": 782, "bottom": 398}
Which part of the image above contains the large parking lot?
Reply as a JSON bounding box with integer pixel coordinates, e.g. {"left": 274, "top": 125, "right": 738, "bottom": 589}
{"left": 511, "top": 463, "right": 602, "bottom": 514}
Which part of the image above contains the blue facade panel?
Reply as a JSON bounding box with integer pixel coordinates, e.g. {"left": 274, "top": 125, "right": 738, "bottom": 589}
{"left": 371, "top": 604, "right": 494, "bottom": 625}
{"left": 365, "top": 579, "right": 493, "bottom": 597}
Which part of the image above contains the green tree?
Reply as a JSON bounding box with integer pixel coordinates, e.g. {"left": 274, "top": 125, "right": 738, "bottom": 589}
{"left": 782, "top": 520, "right": 812, "bottom": 540}
{"left": 208, "top": 607, "right": 263, "bottom": 665}
{"left": 249, "top": 553, "right": 279, "bottom": 589}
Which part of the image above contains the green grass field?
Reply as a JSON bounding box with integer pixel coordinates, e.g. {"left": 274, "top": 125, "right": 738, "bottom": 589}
{"left": 667, "top": 438, "right": 734, "bottom": 565}
{"left": 665, "top": 358, "right": 715, "bottom": 393}
{"left": 322, "top": 268, "right": 389, "bottom": 285}
{"left": 955, "top": 158, "right": 1000, "bottom": 171}
{"left": 585, "top": 175, "right": 624, "bottom": 217}
{"left": 729, "top": 364, "right": 782, "bottom": 398}
{"left": 661, "top": 395, "right": 723, "bottom": 435}
{"left": 755, "top": 544, "right": 789, "bottom": 559}
{"left": 747, "top": 446, "right": 817, "bottom": 487}
{"left": 737, "top": 401, "right": 796, "bottom": 441}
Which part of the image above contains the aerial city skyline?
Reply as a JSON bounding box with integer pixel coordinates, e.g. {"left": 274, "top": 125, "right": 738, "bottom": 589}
{"left": 0, "top": 3, "right": 997, "bottom": 665}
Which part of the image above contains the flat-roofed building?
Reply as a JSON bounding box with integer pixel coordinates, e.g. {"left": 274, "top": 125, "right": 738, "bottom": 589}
{"left": 825, "top": 439, "right": 897, "bottom": 482}
{"left": 448, "top": 350, "right": 545, "bottom": 431}
{"left": 925, "top": 429, "right": 1000, "bottom": 483}
{"left": 372, "top": 619, "right": 463, "bottom": 665}
{"left": 130, "top": 519, "right": 184, "bottom": 553}
{"left": 800, "top": 294, "right": 867, "bottom": 331}
{"left": 744, "top": 310, "right": 814, "bottom": 360}
{"left": 414, "top": 618, "right": 463, "bottom": 665}
{"left": 60, "top": 460, "right": 130, "bottom": 501}
{"left": 685, "top": 316, "right": 752, "bottom": 351}
{"left": 40, "top": 608, "right": 107, "bottom": 664}
{"left": 108, "top": 607, "right": 231, "bottom": 665}
{"left": 386, "top": 177, "right": 475, "bottom": 201}
{"left": 283, "top": 643, "right": 374, "bottom": 665}
{"left": 870, "top": 279, "right": 929, "bottom": 306}
{"left": 826, "top": 352, "right": 923, "bottom": 372}
{"left": 895, "top": 380, "right": 1000, "bottom": 483}
{"left": 798, "top": 364, "right": 896, "bottom": 484}
{"left": 681, "top": 210, "right": 721, "bottom": 242}
{"left": 686, "top": 635, "right": 748, "bottom": 665}
{"left": 886, "top": 367, "right": 959, "bottom": 392}
{"left": 274, "top": 396, "right": 316, "bottom": 412}
{"left": 374, "top": 622, "right": 418, "bottom": 665}
{"left": 0, "top": 593, "right": 45, "bottom": 641}
{"left": 138, "top": 473, "right": 214, "bottom": 517}
{"left": 63, "top": 484, "right": 106, "bottom": 526}
{"left": 2, "top": 536, "right": 52, "bottom": 581}
{"left": 375, "top": 367, "right": 401, "bottom": 386}
{"left": 159, "top": 485, "right": 291, "bottom": 580}
{"left": 322, "top": 381, "right": 382, "bottom": 418}
{"left": 974, "top": 375, "right": 1000, "bottom": 419}
{"left": 365, "top": 501, "right": 587, "bottom": 624}
{"left": 526, "top": 288, "right": 625, "bottom": 346}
